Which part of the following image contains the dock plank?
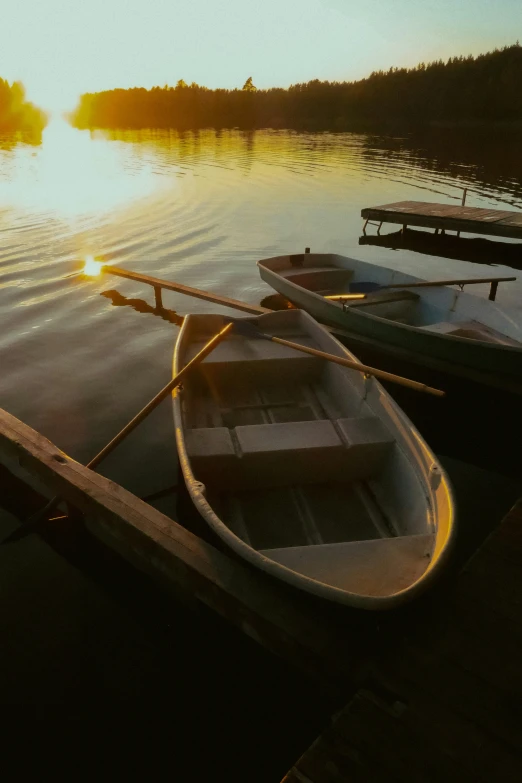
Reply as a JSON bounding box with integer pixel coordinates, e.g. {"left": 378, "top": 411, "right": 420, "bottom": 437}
{"left": 498, "top": 213, "right": 522, "bottom": 227}
{"left": 362, "top": 201, "right": 522, "bottom": 239}
{"left": 281, "top": 498, "right": 522, "bottom": 782}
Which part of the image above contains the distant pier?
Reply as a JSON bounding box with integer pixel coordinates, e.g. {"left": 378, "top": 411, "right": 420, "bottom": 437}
{"left": 362, "top": 200, "right": 522, "bottom": 240}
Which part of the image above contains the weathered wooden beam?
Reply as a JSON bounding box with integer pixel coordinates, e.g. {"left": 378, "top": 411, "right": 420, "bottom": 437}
{"left": 0, "top": 407, "right": 368, "bottom": 691}
{"left": 101, "top": 265, "right": 271, "bottom": 316}
{"left": 280, "top": 497, "right": 522, "bottom": 783}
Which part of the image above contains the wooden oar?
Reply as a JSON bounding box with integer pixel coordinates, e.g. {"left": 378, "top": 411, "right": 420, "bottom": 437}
{"left": 348, "top": 275, "right": 516, "bottom": 299}
{"left": 230, "top": 319, "right": 445, "bottom": 397}
{"left": 2, "top": 322, "right": 234, "bottom": 545}
{"left": 325, "top": 293, "right": 367, "bottom": 301}
{"left": 384, "top": 276, "right": 516, "bottom": 290}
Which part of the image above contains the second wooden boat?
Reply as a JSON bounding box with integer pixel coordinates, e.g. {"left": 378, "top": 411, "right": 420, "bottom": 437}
{"left": 257, "top": 252, "right": 522, "bottom": 389}
{"left": 173, "top": 309, "right": 455, "bottom": 609}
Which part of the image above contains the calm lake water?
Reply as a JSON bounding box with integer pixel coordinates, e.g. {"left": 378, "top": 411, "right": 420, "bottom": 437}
{"left": 1, "top": 119, "right": 522, "bottom": 486}
{"left": 1, "top": 120, "right": 522, "bottom": 754}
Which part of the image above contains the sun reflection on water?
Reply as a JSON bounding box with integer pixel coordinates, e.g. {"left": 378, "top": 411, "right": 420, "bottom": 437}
{"left": 0, "top": 118, "right": 164, "bottom": 218}
{"left": 83, "top": 255, "right": 104, "bottom": 276}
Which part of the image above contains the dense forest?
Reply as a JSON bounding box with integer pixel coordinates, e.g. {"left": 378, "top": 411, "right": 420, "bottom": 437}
{"left": 0, "top": 79, "right": 47, "bottom": 132}
{"left": 70, "top": 44, "right": 522, "bottom": 133}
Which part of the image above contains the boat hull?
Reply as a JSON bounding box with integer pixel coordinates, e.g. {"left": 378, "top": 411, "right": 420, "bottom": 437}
{"left": 258, "top": 256, "right": 522, "bottom": 386}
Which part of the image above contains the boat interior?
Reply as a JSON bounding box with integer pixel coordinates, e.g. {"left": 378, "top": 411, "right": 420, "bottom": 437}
{"left": 178, "top": 313, "right": 437, "bottom": 596}
{"left": 267, "top": 253, "right": 521, "bottom": 346}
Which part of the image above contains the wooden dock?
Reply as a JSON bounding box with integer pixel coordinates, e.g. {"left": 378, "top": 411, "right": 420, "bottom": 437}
{"left": 361, "top": 201, "right": 522, "bottom": 240}
{"left": 282, "top": 498, "right": 522, "bottom": 783}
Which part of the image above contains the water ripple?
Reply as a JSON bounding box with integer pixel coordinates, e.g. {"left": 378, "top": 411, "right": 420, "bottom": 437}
{"left": 1, "top": 123, "right": 521, "bottom": 458}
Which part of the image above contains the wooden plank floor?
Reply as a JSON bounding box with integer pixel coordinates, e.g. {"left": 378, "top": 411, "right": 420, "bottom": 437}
{"left": 361, "top": 201, "right": 522, "bottom": 240}
{"left": 282, "top": 498, "right": 522, "bottom": 783}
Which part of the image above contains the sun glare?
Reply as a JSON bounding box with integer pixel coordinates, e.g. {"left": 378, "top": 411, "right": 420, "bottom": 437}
{"left": 83, "top": 256, "right": 104, "bottom": 276}
{"left": 0, "top": 117, "right": 162, "bottom": 218}
{"left": 25, "top": 81, "right": 81, "bottom": 117}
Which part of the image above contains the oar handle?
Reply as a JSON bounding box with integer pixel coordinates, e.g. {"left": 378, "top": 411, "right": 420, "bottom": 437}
{"left": 87, "top": 321, "right": 233, "bottom": 470}
{"left": 270, "top": 336, "right": 445, "bottom": 397}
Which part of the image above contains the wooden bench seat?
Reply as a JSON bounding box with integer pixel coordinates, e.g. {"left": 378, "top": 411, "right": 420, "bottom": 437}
{"left": 187, "top": 337, "right": 317, "bottom": 366}
{"left": 260, "top": 534, "right": 434, "bottom": 595}
{"left": 281, "top": 265, "right": 350, "bottom": 278}
{"left": 280, "top": 267, "right": 354, "bottom": 292}
{"left": 186, "top": 337, "right": 321, "bottom": 381}
{"left": 185, "top": 416, "right": 394, "bottom": 488}
{"left": 347, "top": 289, "right": 420, "bottom": 308}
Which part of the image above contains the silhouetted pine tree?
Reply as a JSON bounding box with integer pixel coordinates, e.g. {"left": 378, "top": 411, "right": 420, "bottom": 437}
{"left": 70, "top": 44, "right": 522, "bottom": 132}
{"left": 0, "top": 79, "right": 47, "bottom": 132}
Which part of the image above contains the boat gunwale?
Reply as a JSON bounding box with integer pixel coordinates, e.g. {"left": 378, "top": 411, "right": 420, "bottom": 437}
{"left": 257, "top": 254, "right": 522, "bottom": 356}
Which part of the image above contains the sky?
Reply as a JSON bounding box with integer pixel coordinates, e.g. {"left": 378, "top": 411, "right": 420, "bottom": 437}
{"left": 1, "top": 0, "right": 521, "bottom": 113}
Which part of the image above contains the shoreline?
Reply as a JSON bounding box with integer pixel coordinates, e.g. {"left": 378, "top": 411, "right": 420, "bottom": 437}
{"left": 70, "top": 118, "right": 522, "bottom": 135}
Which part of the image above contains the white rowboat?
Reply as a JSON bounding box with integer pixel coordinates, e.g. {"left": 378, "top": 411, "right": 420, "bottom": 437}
{"left": 257, "top": 252, "right": 522, "bottom": 385}
{"left": 173, "top": 310, "right": 455, "bottom": 610}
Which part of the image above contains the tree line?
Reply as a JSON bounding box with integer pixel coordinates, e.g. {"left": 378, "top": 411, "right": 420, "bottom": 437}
{"left": 70, "top": 45, "right": 522, "bottom": 133}
{"left": 0, "top": 79, "right": 47, "bottom": 132}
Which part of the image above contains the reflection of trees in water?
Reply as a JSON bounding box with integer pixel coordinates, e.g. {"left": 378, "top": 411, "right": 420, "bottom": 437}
{"left": 98, "top": 127, "right": 278, "bottom": 172}
{"left": 360, "top": 229, "right": 522, "bottom": 272}
{"left": 89, "top": 123, "right": 522, "bottom": 210}
{"left": 238, "top": 130, "right": 255, "bottom": 173}
{"left": 359, "top": 129, "right": 522, "bottom": 206}
{"left": 0, "top": 129, "right": 43, "bottom": 150}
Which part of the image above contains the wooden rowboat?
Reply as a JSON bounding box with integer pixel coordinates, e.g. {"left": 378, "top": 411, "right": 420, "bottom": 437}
{"left": 173, "top": 309, "right": 455, "bottom": 609}
{"left": 257, "top": 252, "right": 522, "bottom": 387}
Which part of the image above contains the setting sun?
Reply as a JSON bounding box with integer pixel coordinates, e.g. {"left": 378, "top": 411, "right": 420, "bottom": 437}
{"left": 24, "top": 82, "right": 81, "bottom": 117}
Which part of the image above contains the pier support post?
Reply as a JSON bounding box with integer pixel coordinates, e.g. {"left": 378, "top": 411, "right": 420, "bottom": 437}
{"left": 457, "top": 188, "right": 468, "bottom": 237}
{"left": 489, "top": 281, "right": 499, "bottom": 301}
{"left": 154, "top": 286, "right": 163, "bottom": 310}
